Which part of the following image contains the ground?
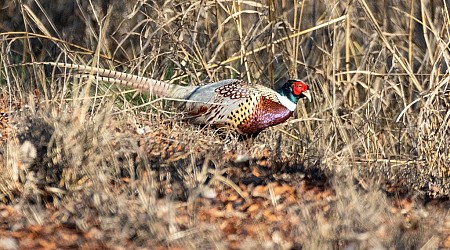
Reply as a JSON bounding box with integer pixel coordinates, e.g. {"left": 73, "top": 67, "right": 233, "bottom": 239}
{"left": 0, "top": 101, "right": 449, "bottom": 249}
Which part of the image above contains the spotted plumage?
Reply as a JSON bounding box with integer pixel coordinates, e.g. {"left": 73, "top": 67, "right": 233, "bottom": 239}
{"left": 28, "top": 62, "right": 312, "bottom": 136}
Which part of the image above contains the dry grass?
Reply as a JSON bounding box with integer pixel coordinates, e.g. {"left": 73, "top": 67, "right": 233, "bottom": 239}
{"left": 0, "top": 0, "right": 449, "bottom": 249}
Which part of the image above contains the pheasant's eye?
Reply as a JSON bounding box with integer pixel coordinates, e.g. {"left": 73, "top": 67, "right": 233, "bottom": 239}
{"left": 292, "top": 80, "right": 307, "bottom": 96}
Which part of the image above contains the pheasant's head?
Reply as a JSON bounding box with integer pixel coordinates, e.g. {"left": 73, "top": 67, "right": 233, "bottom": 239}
{"left": 278, "top": 79, "right": 311, "bottom": 106}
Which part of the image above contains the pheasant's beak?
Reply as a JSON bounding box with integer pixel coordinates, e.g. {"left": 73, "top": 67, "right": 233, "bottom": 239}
{"left": 302, "top": 90, "right": 312, "bottom": 102}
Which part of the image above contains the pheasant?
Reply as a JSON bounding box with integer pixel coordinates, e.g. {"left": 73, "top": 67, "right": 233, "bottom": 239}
{"left": 35, "top": 62, "right": 311, "bottom": 136}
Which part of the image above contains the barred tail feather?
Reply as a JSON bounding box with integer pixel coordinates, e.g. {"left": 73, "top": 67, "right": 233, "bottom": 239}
{"left": 26, "top": 62, "right": 193, "bottom": 99}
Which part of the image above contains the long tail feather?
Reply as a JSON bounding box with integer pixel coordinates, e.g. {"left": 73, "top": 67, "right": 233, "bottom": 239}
{"left": 13, "top": 62, "right": 193, "bottom": 99}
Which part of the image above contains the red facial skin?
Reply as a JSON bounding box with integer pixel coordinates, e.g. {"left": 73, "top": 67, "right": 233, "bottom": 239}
{"left": 292, "top": 80, "right": 308, "bottom": 96}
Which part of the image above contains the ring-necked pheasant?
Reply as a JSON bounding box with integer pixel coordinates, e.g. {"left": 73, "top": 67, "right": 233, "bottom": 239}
{"left": 31, "top": 62, "right": 311, "bottom": 136}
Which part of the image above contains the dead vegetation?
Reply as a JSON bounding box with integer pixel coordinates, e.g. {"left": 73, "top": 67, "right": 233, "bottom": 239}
{"left": 0, "top": 0, "right": 449, "bottom": 249}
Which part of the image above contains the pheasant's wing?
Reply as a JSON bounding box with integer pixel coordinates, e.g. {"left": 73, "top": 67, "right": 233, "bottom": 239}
{"left": 182, "top": 80, "right": 275, "bottom": 129}
{"left": 180, "top": 80, "right": 247, "bottom": 124}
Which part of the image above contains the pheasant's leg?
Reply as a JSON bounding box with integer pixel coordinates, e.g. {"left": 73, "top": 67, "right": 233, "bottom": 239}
{"left": 241, "top": 132, "right": 261, "bottom": 149}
